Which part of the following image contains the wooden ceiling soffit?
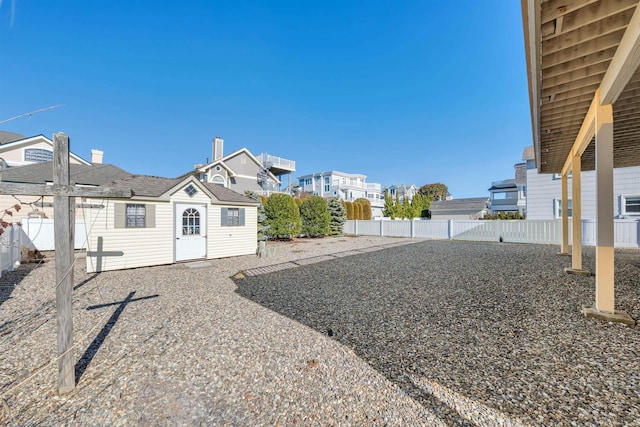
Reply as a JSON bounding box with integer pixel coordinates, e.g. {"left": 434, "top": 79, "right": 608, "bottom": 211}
{"left": 541, "top": 74, "right": 604, "bottom": 98}
{"left": 542, "top": 51, "right": 612, "bottom": 80}
{"left": 541, "top": 0, "right": 599, "bottom": 25}
{"left": 541, "top": 93, "right": 594, "bottom": 111}
{"left": 543, "top": 8, "right": 636, "bottom": 53}
{"left": 542, "top": 29, "right": 624, "bottom": 69}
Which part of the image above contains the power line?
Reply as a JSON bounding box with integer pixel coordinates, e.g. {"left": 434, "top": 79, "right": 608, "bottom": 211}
{"left": 0, "top": 104, "right": 64, "bottom": 124}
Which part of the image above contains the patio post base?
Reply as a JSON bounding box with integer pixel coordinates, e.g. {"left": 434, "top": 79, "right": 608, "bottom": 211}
{"left": 581, "top": 306, "right": 635, "bottom": 326}
{"left": 564, "top": 267, "right": 590, "bottom": 276}
{"left": 557, "top": 252, "right": 571, "bottom": 257}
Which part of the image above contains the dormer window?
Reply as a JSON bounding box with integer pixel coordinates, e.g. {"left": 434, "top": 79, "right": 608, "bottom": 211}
{"left": 24, "top": 148, "right": 53, "bottom": 163}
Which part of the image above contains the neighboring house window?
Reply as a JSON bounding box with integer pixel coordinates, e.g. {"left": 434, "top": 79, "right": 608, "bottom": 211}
{"left": 305, "top": 178, "right": 312, "bottom": 185}
{"left": 221, "top": 207, "right": 245, "bottom": 226}
{"left": 554, "top": 199, "right": 572, "bottom": 218}
{"left": 324, "top": 177, "right": 330, "bottom": 192}
{"left": 621, "top": 196, "right": 640, "bottom": 215}
{"left": 299, "top": 179, "right": 305, "bottom": 187}
{"left": 182, "top": 208, "right": 200, "bottom": 235}
{"left": 114, "top": 203, "right": 155, "bottom": 228}
{"left": 24, "top": 148, "right": 53, "bottom": 162}
{"left": 552, "top": 172, "right": 572, "bottom": 180}
{"left": 212, "top": 175, "right": 225, "bottom": 186}
{"left": 200, "top": 174, "right": 208, "bottom": 182}
{"left": 127, "top": 204, "right": 146, "bottom": 227}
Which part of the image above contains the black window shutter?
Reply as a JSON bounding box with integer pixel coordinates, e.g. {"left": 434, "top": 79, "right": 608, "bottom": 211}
{"left": 221, "top": 207, "right": 228, "bottom": 226}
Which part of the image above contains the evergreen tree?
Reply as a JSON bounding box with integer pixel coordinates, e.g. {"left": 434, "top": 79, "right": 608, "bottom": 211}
{"left": 355, "top": 202, "right": 363, "bottom": 220}
{"left": 245, "top": 191, "right": 269, "bottom": 240}
{"left": 354, "top": 198, "right": 372, "bottom": 220}
{"left": 327, "top": 198, "right": 347, "bottom": 236}
{"left": 345, "top": 201, "right": 354, "bottom": 220}
{"left": 383, "top": 191, "right": 397, "bottom": 219}
{"left": 395, "top": 193, "right": 405, "bottom": 219}
{"left": 299, "top": 196, "right": 331, "bottom": 237}
{"left": 264, "top": 193, "right": 301, "bottom": 239}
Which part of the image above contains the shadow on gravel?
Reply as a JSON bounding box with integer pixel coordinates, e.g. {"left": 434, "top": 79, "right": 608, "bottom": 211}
{"left": 75, "top": 291, "right": 159, "bottom": 384}
{"left": 234, "top": 240, "right": 640, "bottom": 426}
{"left": 0, "top": 263, "right": 41, "bottom": 307}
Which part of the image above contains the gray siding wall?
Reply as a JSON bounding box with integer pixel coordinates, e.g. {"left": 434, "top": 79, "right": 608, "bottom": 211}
{"left": 526, "top": 160, "right": 640, "bottom": 220}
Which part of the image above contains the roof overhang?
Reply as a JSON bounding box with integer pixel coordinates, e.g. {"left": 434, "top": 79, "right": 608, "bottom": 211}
{"left": 522, "top": 0, "right": 640, "bottom": 174}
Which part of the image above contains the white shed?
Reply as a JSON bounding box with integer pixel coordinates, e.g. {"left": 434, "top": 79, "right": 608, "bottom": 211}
{"left": 85, "top": 175, "right": 259, "bottom": 272}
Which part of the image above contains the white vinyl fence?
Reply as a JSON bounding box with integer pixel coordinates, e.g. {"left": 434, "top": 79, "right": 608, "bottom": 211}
{"left": 345, "top": 219, "right": 640, "bottom": 248}
{"left": 21, "top": 217, "right": 88, "bottom": 251}
{"left": 0, "top": 225, "right": 28, "bottom": 277}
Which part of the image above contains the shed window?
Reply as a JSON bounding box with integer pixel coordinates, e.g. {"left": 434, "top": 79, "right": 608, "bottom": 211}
{"left": 126, "top": 204, "right": 146, "bottom": 228}
{"left": 184, "top": 184, "right": 198, "bottom": 197}
{"left": 114, "top": 203, "right": 156, "bottom": 228}
{"left": 221, "top": 207, "right": 245, "bottom": 226}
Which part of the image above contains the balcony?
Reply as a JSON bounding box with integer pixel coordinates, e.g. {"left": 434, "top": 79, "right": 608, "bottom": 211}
{"left": 259, "top": 153, "right": 296, "bottom": 176}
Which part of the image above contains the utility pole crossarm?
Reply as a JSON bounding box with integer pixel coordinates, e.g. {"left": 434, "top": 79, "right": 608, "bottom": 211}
{"left": 0, "top": 183, "right": 132, "bottom": 198}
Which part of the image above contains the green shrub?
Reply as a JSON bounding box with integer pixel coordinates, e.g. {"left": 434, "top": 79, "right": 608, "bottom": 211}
{"left": 299, "top": 196, "right": 330, "bottom": 237}
{"left": 355, "top": 198, "right": 372, "bottom": 220}
{"left": 264, "top": 193, "right": 301, "bottom": 239}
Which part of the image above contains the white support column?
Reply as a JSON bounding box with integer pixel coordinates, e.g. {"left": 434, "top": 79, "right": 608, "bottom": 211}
{"left": 595, "top": 101, "right": 615, "bottom": 313}
{"left": 566, "top": 152, "right": 589, "bottom": 275}
{"left": 582, "top": 91, "right": 634, "bottom": 325}
{"left": 560, "top": 172, "right": 570, "bottom": 255}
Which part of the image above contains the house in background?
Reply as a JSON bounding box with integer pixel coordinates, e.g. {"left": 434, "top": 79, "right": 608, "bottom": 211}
{"left": 488, "top": 162, "right": 526, "bottom": 215}
{"left": 192, "top": 137, "right": 295, "bottom": 196}
{"left": 0, "top": 131, "right": 98, "bottom": 168}
{"left": 86, "top": 174, "right": 259, "bottom": 272}
{"left": 384, "top": 184, "right": 418, "bottom": 203}
{"left": 296, "top": 170, "right": 385, "bottom": 217}
{"left": 429, "top": 197, "right": 490, "bottom": 220}
{"left": 523, "top": 146, "right": 640, "bottom": 220}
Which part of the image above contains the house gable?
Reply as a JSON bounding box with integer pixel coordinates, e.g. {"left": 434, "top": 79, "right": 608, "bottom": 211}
{"left": 0, "top": 135, "right": 91, "bottom": 167}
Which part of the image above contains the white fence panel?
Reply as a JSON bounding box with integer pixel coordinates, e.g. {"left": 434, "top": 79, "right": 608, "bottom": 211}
{"left": 383, "top": 220, "right": 411, "bottom": 237}
{"left": 613, "top": 220, "right": 639, "bottom": 248}
{"left": 413, "top": 220, "right": 449, "bottom": 239}
{"left": 21, "top": 217, "right": 87, "bottom": 251}
{"left": 354, "top": 220, "right": 383, "bottom": 236}
{"left": 344, "top": 219, "right": 639, "bottom": 248}
{"left": 0, "top": 225, "right": 24, "bottom": 276}
{"left": 450, "top": 220, "right": 491, "bottom": 241}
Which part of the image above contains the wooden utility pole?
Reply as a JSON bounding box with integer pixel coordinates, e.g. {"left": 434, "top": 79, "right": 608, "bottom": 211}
{"left": 0, "top": 132, "right": 131, "bottom": 394}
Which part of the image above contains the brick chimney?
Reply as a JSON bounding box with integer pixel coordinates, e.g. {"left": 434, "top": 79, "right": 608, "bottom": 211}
{"left": 91, "top": 149, "right": 104, "bottom": 164}
{"left": 212, "top": 136, "right": 224, "bottom": 161}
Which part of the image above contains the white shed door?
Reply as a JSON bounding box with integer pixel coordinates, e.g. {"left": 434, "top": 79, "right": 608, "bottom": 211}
{"left": 175, "top": 204, "right": 207, "bottom": 261}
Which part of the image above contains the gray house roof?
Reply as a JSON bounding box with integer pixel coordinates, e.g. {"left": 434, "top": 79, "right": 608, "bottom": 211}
{"left": 430, "top": 197, "right": 490, "bottom": 212}
{"left": 0, "top": 161, "right": 132, "bottom": 185}
{"left": 104, "top": 175, "right": 257, "bottom": 204}
{"left": 0, "top": 131, "right": 26, "bottom": 145}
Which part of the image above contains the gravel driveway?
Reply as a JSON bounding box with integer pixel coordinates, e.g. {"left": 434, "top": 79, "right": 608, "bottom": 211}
{"left": 1, "top": 237, "right": 638, "bottom": 426}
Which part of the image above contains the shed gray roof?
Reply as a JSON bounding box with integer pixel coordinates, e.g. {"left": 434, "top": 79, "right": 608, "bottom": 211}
{"left": 0, "top": 131, "right": 27, "bottom": 145}
{"left": 0, "top": 162, "right": 132, "bottom": 185}
{"left": 430, "top": 197, "right": 490, "bottom": 211}
{"left": 103, "top": 175, "right": 257, "bottom": 204}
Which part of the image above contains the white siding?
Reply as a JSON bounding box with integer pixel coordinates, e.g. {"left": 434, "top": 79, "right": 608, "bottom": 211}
{"left": 526, "top": 161, "right": 640, "bottom": 220}
{"left": 86, "top": 199, "right": 174, "bottom": 273}
{"left": 208, "top": 206, "right": 258, "bottom": 259}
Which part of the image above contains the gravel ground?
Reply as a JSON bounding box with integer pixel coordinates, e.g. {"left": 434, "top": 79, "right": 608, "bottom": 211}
{"left": 1, "top": 237, "right": 639, "bottom": 426}
{"left": 236, "top": 240, "right": 640, "bottom": 427}
{"left": 1, "top": 236, "right": 442, "bottom": 426}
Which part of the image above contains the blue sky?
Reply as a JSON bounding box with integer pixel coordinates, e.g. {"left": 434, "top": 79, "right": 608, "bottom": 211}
{"left": 0, "top": 1, "right": 531, "bottom": 198}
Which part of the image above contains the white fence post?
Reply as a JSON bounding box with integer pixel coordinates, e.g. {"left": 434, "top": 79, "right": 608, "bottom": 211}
{"left": 8, "top": 226, "right": 15, "bottom": 272}
{"left": 448, "top": 220, "right": 453, "bottom": 240}
{"left": 380, "top": 220, "right": 384, "bottom": 237}
{"left": 354, "top": 220, "right": 358, "bottom": 236}
{"left": 411, "top": 220, "right": 415, "bottom": 238}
